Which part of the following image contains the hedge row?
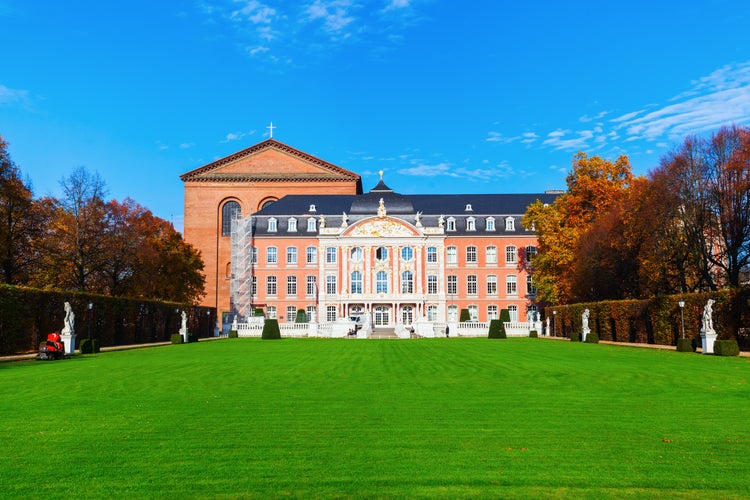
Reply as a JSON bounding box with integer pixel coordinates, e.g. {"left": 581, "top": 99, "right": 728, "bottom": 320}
{"left": 0, "top": 284, "right": 215, "bottom": 355}
{"left": 549, "top": 289, "right": 750, "bottom": 348}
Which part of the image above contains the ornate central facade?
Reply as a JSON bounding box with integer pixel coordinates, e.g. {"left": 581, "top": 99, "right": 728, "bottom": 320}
{"left": 229, "top": 173, "right": 557, "bottom": 327}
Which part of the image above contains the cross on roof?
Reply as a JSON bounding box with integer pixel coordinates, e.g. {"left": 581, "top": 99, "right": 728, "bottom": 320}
{"left": 267, "top": 121, "right": 276, "bottom": 138}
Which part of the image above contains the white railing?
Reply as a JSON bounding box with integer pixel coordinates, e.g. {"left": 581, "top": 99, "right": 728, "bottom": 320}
{"left": 504, "top": 322, "right": 531, "bottom": 337}
{"left": 456, "top": 321, "right": 489, "bottom": 337}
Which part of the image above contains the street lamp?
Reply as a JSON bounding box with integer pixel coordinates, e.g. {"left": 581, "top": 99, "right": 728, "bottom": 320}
{"left": 678, "top": 300, "right": 685, "bottom": 339}
{"left": 552, "top": 310, "right": 557, "bottom": 337}
{"left": 87, "top": 302, "right": 93, "bottom": 340}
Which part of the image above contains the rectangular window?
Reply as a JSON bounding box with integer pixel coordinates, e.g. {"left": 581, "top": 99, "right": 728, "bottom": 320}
{"left": 287, "top": 218, "right": 297, "bottom": 232}
{"left": 468, "top": 305, "right": 478, "bottom": 321}
{"left": 448, "top": 305, "right": 458, "bottom": 322}
{"left": 488, "top": 305, "right": 498, "bottom": 320}
{"left": 351, "top": 271, "right": 363, "bottom": 294}
{"left": 507, "top": 275, "right": 518, "bottom": 296}
{"left": 467, "top": 218, "right": 476, "bottom": 231}
{"left": 326, "top": 247, "right": 337, "bottom": 264}
{"left": 267, "top": 306, "right": 277, "bottom": 319}
{"left": 466, "top": 246, "right": 477, "bottom": 263}
{"left": 251, "top": 276, "right": 257, "bottom": 296}
{"left": 401, "top": 271, "right": 413, "bottom": 294}
{"left": 486, "top": 218, "right": 496, "bottom": 231}
{"left": 287, "top": 276, "right": 297, "bottom": 296}
{"left": 376, "top": 271, "right": 388, "bottom": 294}
{"left": 306, "top": 275, "right": 317, "bottom": 296}
{"left": 427, "top": 305, "right": 438, "bottom": 322}
{"left": 446, "top": 246, "right": 457, "bottom": 264}
{"left": 326, "top": 306, "right": 337, "bottom": 322}
{"left": 267, "top": 247, "right": 277, "bottom": 264}
{"left": 306, "top": 306, "right": 316, "bottom": 322}
{"left": 427, "top": 275, "right": 438, "bottom": 294}
{"left": 506, "top": 246, "right": 517, "bottom": 264}
{"left": 306, "top": 246, "right": 317, "bottom": 264}
{"left": 286, "top": 306, "right": 296, "bottom": 322}
{"left": 266, "top": 276, "right": 277, "bottom": 296}
{"left": 251, "top": 247, "right": 258, "bottom": 264}
{"left": 427, "top": 246, "right": 438, "bottom": 263}
{"left": 326, "top": 275, "right": 337, "bottom": 295}
{"left": 527, "top": 275, "right": 537, "bottom": 296}
{"left": 467, "top": 275, "right": 477, "bottom": 295}
{"left": 486, "top": 246, "right": 497, "bottom": 264}
{"left": 307, "top": 218, "right": 317, "bottom": 231}
{"left": 268, "top": 218, "right": 277, "bottom": 232}
{"left": 287, "top": 247, "right": 297, "bottom": 265}
{"left": 487, "top": 275, "right": 497, "bottom": 295}
{"left": 447, "top": 275, "right": 457, "bottom": 295}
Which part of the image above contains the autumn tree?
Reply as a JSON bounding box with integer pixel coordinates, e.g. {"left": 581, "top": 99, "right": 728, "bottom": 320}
{"left": 0, "top": 136, "right": 43, "bottom": 284}
{"left": 523, "top": 152, "right": 633, "bottom": 303}
{"left": 656, "top": 125, "right": 750, "bottom": 289}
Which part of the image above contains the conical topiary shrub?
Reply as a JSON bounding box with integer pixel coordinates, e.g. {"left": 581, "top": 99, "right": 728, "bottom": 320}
{"left": 261, "top": 319, "right": 281, "bottom": 340}
{"left": 488, "top": 319, "right": 503, "bottom": 339}
{"left": 498, "top": 309, "right": 510, "bottom": 338}
{"left": 254, "top": 308, "right": 265, "bottom": 317}
{"left": 295, "top": 309, "right": 307, "bottom": 323}
{"left": 459, "top": 308, "right": 471, "bottom": 322}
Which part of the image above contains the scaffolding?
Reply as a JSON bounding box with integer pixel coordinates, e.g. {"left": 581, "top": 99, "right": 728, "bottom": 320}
{"left": 230, "top": 215, "right": 254, "bottom": 320}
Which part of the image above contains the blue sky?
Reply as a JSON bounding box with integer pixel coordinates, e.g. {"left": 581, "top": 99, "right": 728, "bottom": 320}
{"left": 2, "top": 1, "right": 750, "bottom": 233}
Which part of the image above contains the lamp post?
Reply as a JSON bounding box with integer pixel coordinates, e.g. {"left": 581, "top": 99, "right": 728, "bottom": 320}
{"left": 678, "top": 300, "right": 685, "bottom": 339}
{"left": 87, "top": 302, "right": 93, "bottom": 340}
{"left": 552, "top": 310, "right": 557, "bottom": 337}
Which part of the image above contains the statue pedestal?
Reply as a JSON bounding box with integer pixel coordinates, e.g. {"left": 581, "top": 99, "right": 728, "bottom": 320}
{"left": 582, "top": 328, "right": 590, "bottom": 342}
{"left": 60, "top": 334, "right": 76, "bottom": 355}
{"left": 308, "top": 322, "right": 319, "bottom": 338}
{"left": 700, "top": 330, "right": 717, "bottom": 354}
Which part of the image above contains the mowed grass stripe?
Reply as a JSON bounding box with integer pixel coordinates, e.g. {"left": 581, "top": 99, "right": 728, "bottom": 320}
{"left": 2, "top": 338, "right": 749, "bottom": 498}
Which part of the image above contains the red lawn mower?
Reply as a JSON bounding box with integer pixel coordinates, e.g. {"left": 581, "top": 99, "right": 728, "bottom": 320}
{"left": 36, "top": 332, "right": 66, "bottom": 361}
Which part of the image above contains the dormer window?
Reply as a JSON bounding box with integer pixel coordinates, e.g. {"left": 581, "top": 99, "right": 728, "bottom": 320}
{"left": 268, "top": 218, "right": 277, "bottom": 232}
{"left": 486, "top": 217, "right": 496, "bottom": 231}
{"left": 287, "top": 218, "right": 297, "bottom": 232}
{"left": 446, "top": 217, "right": 456, "bottom": 231}
{"left": 465, "top": 204, "right": 473, "bottom": 212}
{"left": 307, "top": 218, "right": 317, "bottom": 232}
{"left": 309, "top": 204, "right": 317, "bottom": 212}
{"left": 466, "top": 217, "right": 476, "bottom": 231}
{"left": 505, "top": 217, "right": 515, "bottom": 231}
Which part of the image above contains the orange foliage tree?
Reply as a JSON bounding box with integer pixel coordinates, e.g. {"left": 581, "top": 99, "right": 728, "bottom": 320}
{"left": 523, "top": 152, "right": 633, "bottom": 304}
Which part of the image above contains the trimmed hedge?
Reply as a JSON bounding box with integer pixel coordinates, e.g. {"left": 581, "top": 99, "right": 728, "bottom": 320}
{"left": 170, "top": 334, "right": 184, "bottom": 344}
{"left": 295, "top": 309, "right": 307, "bottom": 323}
{"left": 570, "top": 332, "right": 581, "bottom": 342}
{"left": 228, "top": 330, "right": 238, "bottom": 338}
{"left": 584, "top": 332, "right": 599, "bottom": 344}
{"left": 261, "top": 319, "right": 281, "bottom": 340}
{"left": 676, "top": 338, "right": 694, "bottom": 352}
{"left": 714, "top": 340, "right": 740, "bottom": 356}
{"left": 0, "top": 283, "right": 215, "bottom": 355}
{"left": 529, "top": 330, "right": 538, "bottom": 338}
{"left": 79, "top": 338, "right": 100, "bottom": 354}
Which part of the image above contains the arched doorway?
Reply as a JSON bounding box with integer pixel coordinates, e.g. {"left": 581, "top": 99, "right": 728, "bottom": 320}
{"left": 374, "top": 306, "right": 390, "bottom": 326}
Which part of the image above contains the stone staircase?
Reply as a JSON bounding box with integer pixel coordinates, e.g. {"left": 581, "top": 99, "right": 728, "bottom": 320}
{"left": 370, "top": 328, "right": 398, "bottom": 339}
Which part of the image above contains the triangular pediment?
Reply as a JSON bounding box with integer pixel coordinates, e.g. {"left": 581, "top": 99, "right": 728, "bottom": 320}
{"left": 180, "top": 139, "right": 360, "bottom": 183}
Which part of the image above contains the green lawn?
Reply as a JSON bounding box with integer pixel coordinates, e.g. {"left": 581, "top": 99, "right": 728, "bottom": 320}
{"left": 2, "top": 338, "right": 749, "bottom": 498}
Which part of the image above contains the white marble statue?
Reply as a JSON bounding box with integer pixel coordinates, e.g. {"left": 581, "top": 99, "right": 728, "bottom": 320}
{"left": 61, "top": 301, "right": 75, "bottom": 335}
{"left": 415, "top": 211, "right": 422, "bottom": 227}
{"left": 319, "top": 214, "right": 326, "bottom": 228}
{"left": 232, "top": 315, "right": 238, "bottom": 331}
{"left": 341, "top": 212, "right": 349, "bottom": 227}
{"left": 179, "top": 311, "right": 188, "bottom": 336}
{"left": 582, "top": 308, "right": 590, "bottom": 335}
{"left": 701, "top": 299, "right": 715, "bottom": 334}
{"left": 438, "top": 215, "right": 445, "bottom": 228}
{"left": 377, "top": 198, "right": 387, "bottom": 218}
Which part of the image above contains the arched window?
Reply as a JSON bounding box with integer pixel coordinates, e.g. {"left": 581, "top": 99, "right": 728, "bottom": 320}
{"left": 221, "top": 201, "right": 241, "bottom": 236}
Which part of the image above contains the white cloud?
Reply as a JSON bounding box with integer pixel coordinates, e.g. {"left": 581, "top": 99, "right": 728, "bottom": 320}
{"left": 304, "top": 0, "right": 356, "bottom": 34}
{"left": 0, "top": 84, "right": 30, "bottom": 106}
{"left": 221, "top": 131, "right": 247, "bottom": 143}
